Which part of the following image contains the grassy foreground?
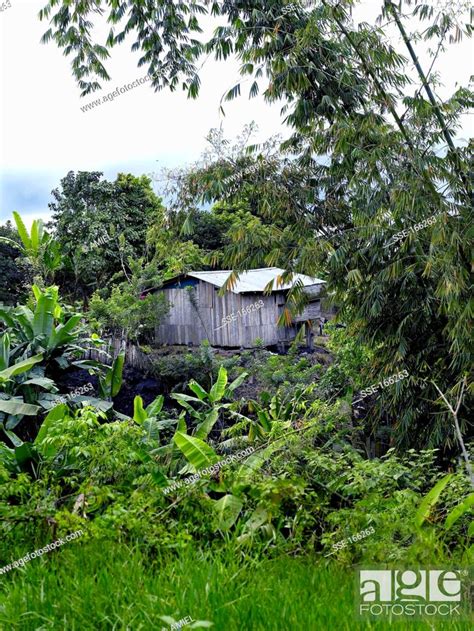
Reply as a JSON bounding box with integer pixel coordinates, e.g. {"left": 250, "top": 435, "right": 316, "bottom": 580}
{"left": 0, "top": 540, "right": 471, "bottom": 630}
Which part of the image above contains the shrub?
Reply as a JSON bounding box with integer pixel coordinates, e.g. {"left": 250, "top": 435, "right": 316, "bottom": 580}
{"left": 150, "top": 341, "right": 218, "bottom": 392}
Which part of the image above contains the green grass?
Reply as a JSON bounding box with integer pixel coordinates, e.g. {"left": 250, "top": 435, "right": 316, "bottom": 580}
{"left": 0, "top": 541, "right": 471, "bottom": 630}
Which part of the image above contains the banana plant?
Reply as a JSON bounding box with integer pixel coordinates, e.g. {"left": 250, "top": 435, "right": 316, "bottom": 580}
{"left": 0, "top": 211, "right": 62, "bottom": 282}
{"left": 0, "top": 438, "right": 40, "bottom": 475}
{"left": 222, "top": 386, "right": 309, "bottom": 445}
{"left": 0, "top": 342, "right": 44, "bottom": 445}
{"left": 249, "top": 392, "right": 296, "bottom": 440}
{"left": 0, "top": 338, "right": 44, "bottom": 404}
{"left": 415, "top": 474, "right": 453, "bottom": 527}
{"left": 0, "top": 285, "right": 82, "bottom": 362}
{"left": 415, "top": 474, "right": 474, "bottom": 555}
{"left": 445, "top": 494, "right": 474, "bottom": 532}
{"left": 0, "top": 336, "right": 43, "bottom": 387}
{"left": 212, "top": 494, "right": 244, "bottom": 531}
{"left": 416, "top": 474, "right": 473, "bottom": 529}
{"left": 131, "top": 393, "right": 216, "bottom": 474}
{"left": 137, "top": 369, "right": 250, "bottom": 489}
{"left": 132, "top": 394, "right": 177, "bottom": 444}
{"left": 98, "top": 352, "right": 125, "bottom": 401}
{"left": 0, "top": 288, "right": 119, "bottom": 444}
{"left": 171, "top": 366, "right": 248, "bottom": 441}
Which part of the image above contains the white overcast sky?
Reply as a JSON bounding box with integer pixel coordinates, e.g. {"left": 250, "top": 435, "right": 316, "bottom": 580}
{"left": 0, "top": 0, "right": 472, "bottom": 227}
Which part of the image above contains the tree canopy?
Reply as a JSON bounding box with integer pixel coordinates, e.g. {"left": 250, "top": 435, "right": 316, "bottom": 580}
{"left": 38, "top": 0, "right": 473, "bottom": 449}
{"left": 49, "top": 171, "right": 165, "bottom": 303}
{"left": 0, "top": 222, "right": 28, "bottom": 305}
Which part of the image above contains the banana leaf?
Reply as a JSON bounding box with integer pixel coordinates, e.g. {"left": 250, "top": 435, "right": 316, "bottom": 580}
{"left": 0, "top": 399, "right": 41, "bottom": 416}
{"left": 224, "top": 371, "right": 248, "bottom": 397}
{"left": 0, "top": 354, "right": 43, "bottom": 382}
{"left": 34, "top": 404, "right": 67, "bottom": 457}
{"left": 146, "top": 394, "right": 164, "bottom": 417}
{"left": 133, "top": 395, "right": 147, "bottom": 424}
{"left": 188, "top": 380, "right": 208, "bottom": 401}
{"left": 213, "top": 494, "right": 243, "bottom": 531}
{"left": 209, "top": 366, "right": 228, "bottom": 403}
{"left": 22, "top": 377, "right": 56, "bottom": 389}
{"left": 99, "top": 352, "right": 124, "bottom": 399}
{"left": 173, "top": 431, "right": 218, "bottom": 469}
{"left": 235, "top": 440, "right": 283, "bottom": 480}
{"left": 194, "top": 408, "right": 219, "bottom": 440}
{"left": 445, "top": 494, "right": 474, "bottom": 530}
{"left": 12, "top": 211, "right": 31, "bottom": 251}
{"left": 0, "top": 422, "right": 23, "bottom": 447}
{"left": 415, "top": 474, "right": 453, "bottom": 527}
{"left": 15, "top": 443, "right": 38, "bottom": 468}
{"left": 0, "top": 309, "right": 15, "bottom": 328}
{"left": 0, "top": 333, "right": 10, "bottom": 370}
{"left": 49, "top": 314, "right": 82, "bottom": 350}
{"left": 33, "top": 293, "right": 55, "bottom": 339}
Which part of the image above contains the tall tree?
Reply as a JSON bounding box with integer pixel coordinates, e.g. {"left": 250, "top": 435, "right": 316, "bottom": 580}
{"left": 0, "top": 222, "right": 28, "bottom": 305}
{"left": 39, "top": 1, "right": 473, "bottom": 450}
{"left": 49, "top": 171, "right": 165, "bottom": 303}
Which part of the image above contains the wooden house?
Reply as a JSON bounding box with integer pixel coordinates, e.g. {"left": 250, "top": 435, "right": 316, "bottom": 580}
{"left": 152, "top": 267, "right": 327, "bottom": 348}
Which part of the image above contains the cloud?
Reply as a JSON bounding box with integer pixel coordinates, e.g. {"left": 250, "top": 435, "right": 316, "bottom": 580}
{"left": 1, "top": 1, "right": 471, "bottom": 229}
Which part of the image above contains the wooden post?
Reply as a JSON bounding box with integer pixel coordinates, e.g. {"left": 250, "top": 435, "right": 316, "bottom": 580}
{"left": 307, "top": 323, "right": 314, "bottom": 351}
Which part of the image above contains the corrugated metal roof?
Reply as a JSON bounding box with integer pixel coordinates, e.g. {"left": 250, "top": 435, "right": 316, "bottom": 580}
{"left": 186, "top": 267, "right": 325, "bottom": 294}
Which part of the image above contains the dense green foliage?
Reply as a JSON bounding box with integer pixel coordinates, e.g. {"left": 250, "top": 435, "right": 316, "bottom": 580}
{"left": 159, "top": 121, "right": 472, "bottom": 449}
{"left": 37, "top": 0, "right": 473, "bottom": 450}
{"left": 50, "top": 171, "right": 165, "bottom": 303}
{"left": 88, "top": 258, "right": 169, "bottom": 343}
{"left": 0, "top": 222, "right": 27, "bottom": 305}
{"left": 0, "top": 285, "right": 130, "bottom": 452}
{"left": 0, "top": 213, "right": 61, "bottom": 290}
{"left": 1, "top": 1, "right": 472, "bottom": 627}
{"left": 1, "top": 357, "right": 471, "bottom": 552}
{"left": 0, "top": 283, "right": 472, "bottom": 628}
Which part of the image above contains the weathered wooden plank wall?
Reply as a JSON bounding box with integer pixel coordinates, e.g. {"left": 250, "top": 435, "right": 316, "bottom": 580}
{"left": 82, "top": 337, "right": 151, "bottom": 369}
{"left": 155, "top": 281, "right": 322, "bottom": 347}
{"left": 295, "top": 301, "right": 322, "bottom": 322}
